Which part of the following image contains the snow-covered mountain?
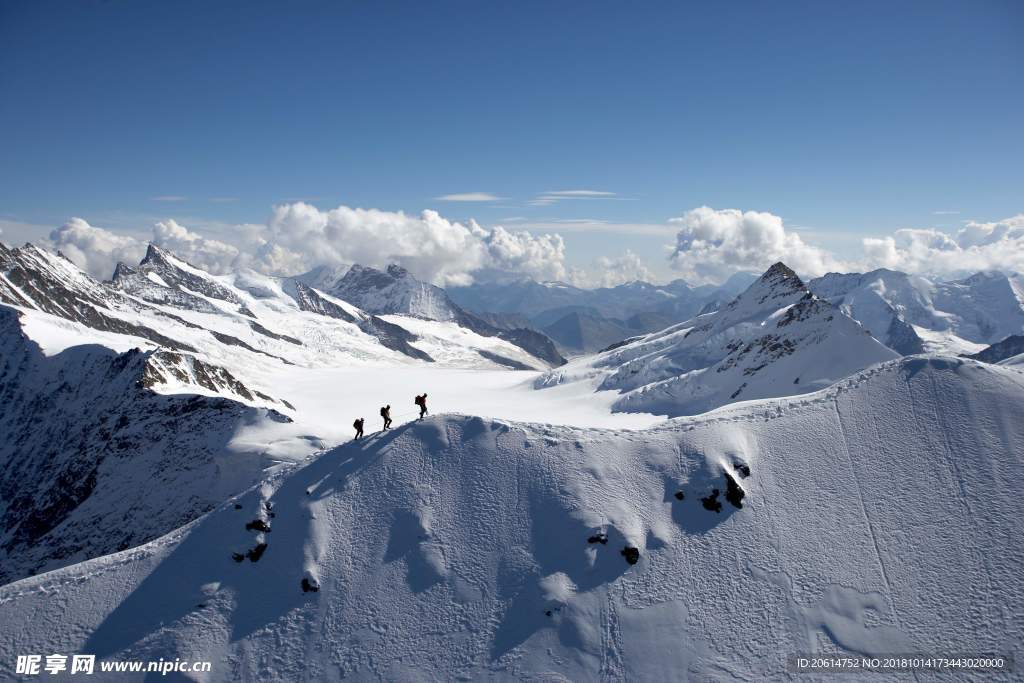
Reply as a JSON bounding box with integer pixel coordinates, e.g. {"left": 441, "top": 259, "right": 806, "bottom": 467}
{"left": 809, "top": 268, "right": 1024, "bottom": 355}
{"left": 1, "top": 241, "right": 557, "bottom": 374}
{"left": 537, "top": 263, "right": 899, "bottom": 417}
{"left": 0, "top": 241, "right": 570, "bottom": 584}
{"left": 448, "top": 276, "right": 727, "bottom": 320}
{"left": 315, "top": 262, "right": 565, "bottom": 365}
{"left": 1, "top": 356, "right": 1020, "bottom": 680}
{"left": 0, "top": 305, "right": 292, "bottom": 585}
{"left": 965, "top": 334, "right": 1024, "bottom": 364}
{"left": 328, "top": 263, "right": 466, "bottom": 322}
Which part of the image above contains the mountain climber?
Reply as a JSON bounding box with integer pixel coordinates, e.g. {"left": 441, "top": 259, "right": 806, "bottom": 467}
{"left": 353, "top": 417, "right": 364, "bottom": 440}
{"left": 415, "top": 393, "right": 428, "bottom": 419}
{"left": 380, "top": 404, "right": 392, "bottom": 430}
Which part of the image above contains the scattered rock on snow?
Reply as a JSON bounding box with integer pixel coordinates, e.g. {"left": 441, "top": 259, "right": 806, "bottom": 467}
{"left": 701, "top": 489, "right": 723, "bottom": 513}
{"left": 673, "top": 491, "right": 685, "bottom": 501}
{"left": 301, "top": 577, "right": 320, "bottom": 593}
{"left": 231, "top": 552, "right": 245, "bottom": 563}
{"left": 587, "top": 532, "right": 608, "bottom": 544}
{"left": 246, "top": 543, "right": 268, "bottom": 562}
{"left": 245, "top": 519, "right": 271, "bottom": 532}
{"left": 724, "top": 473, "right": 745, "bottom": 509}
{"left": 620, "top": 546, "right": 640, "bottom": 565}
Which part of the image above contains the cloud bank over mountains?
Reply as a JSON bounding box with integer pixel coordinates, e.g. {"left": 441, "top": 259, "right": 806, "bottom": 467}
{"left": 668, "top": 206, "right": 1024, "bottom": 284}
{"left": 668, "top": 207, "right": 844, "bottom": 284}
{"left": 40, "top": 202, "right": 1024, "bottom": 288}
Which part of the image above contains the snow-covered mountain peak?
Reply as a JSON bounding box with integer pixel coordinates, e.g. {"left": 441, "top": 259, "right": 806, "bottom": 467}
{"left": 809, "top": 267, "right": 1024, "bottom": 355}
{"left": 536, "top": 261, "right": 897, "bottom": 416}
{"left": 293, "top": 263, "right": 352, "bottom": 292}
{"left": 114, "top": 243, "right": 246, "bottom": 310}
{"left": 386, "top": 263, "right": 410, "bottom": 279}
{"left": 326, "top": 263, "right": 456, "bottom": 321}
{"left": 2, "top": 356, "right": 1021, "bottom": 679}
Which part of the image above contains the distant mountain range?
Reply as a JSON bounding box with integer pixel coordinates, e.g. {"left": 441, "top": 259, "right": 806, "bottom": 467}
{"left": 0, "top": 241, "right": 566, "bottom": 584}
{"left": 448, "top": 273, "right": 757, "bottom": 354}
{"left": 807, "top": 268, "right": 1024, "bottom": 356}
{"left": 450, "top": 266, "right": 1024, "bottom": 359}
{"left": 537, "top": 263, "right": 900, "bottom": 416}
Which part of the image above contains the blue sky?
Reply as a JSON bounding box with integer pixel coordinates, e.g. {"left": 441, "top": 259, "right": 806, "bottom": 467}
{"left": 1, "top": 1, "right": 1021, "bottom": 284}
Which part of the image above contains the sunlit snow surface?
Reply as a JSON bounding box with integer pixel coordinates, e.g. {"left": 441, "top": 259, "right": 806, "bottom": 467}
{"left": 0, "top": 357, "right": 1021, "bottom": 681}
{"left": 230, "top": 364, "right": 663, "bottom": 460}
{"left": 3, "top": 245, "right": 1023, "bottom": 681}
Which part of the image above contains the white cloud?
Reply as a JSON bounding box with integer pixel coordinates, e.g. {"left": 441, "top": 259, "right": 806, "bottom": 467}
{"left": 542, "top": 190, "right": 617, "bottom": 198}
{"left": 481, "top": 225, "right": 567, "bottom": 282}
{"left": 573, "top": 249, "right": 654, "bottom": 288}
{"left": 668, "top": 207, "right": 846, "bottom": 284}
{"left": 528, "top": 190, "right": 619, "bottom": 206}
{"left": 49, "top": 218, "right": 147, "bottom": 280}
{"left": 152, "top": 219, "right": 241, "bottom": 274}
{"left": 256, "top": 202, "right": 569, "bottom": 286}
{"left": 515, "top": 219, "right": 675, "bottom": 236}
{"left": 861, "top": 214, "right": 1024, "bottom": 277}
{"left": 435, "top": 192, "right": 502, "bottom": 202}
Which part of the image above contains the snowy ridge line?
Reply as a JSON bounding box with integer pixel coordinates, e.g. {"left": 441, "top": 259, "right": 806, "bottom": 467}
{"left": 0, "top": 458, "right": 307, "bottom": 604}
{"left": 0, "top": 357, "right": 896, "bottom": 605}
{"left": 0, "top": 521, "right": 192, "bottom": 607}
{"left": 640, "top": 355, "right": 993, "bottom": 433}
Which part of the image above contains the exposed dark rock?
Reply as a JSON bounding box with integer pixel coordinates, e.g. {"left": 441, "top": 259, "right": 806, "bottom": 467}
{"left": 496, "top": 327, "right": 566, "bottom": 366}
{"left": 701, "top": 489, "right": 723, "bottom": 513}
{"left": 587, "top": 532, "right": 608, "bottom": 545}
{"left": 599, "top": 336, "right": 644, "bottom": 354}
{"left": 301, "top": 577, "right": 320, "bottom": 592}
{"left": 478, "top": 349, "right": 533, "bottom": 370}
{"left": 965, "top": 334, "right": 1024, "bottom": 364}
{"left": 885, "top": 315, "right": 926, "bottom": 355}
{"left": 250, "top": 321, "right": 302, "bottom": 346}
{"left": 246, "top": 543, "right": 267, "bottom": 562}
{"left": 673, "top": 491, "right": 685, "bottom": 501}
{"left": 735, "top": 463, "right": 751, "bottom": 478}
{"left": 724, "top": 472, "right": 745, "bottom": 509}
{"left": 231, "top": 552, "right": 245, "bottom": 563}
{"left": 620, "top": 546, "right": 640, "bottom": 565}
{"left": 233, "top": 503, "right": 242, "bottom": 510}
{"left": 245, "top": 519, "right": 271, "bottom": 532}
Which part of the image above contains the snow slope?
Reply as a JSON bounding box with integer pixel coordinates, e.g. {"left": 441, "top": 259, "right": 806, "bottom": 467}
{"left": 1, "top": 241, "right": 558, "bottom": 377}
{"left": 538, "top": 263, "right": 898, "bottom": 417}
{"left": 0, "top": 356, "right": 1020, "bottom": 681}
{"left": 0, "top": 305, "right": 292, "bottom": 586}
{"left": 321, "top": 262, "right": 566, "bottom": 366}
{"left": 0, "top": 242, "right": 568, "bottom": 586}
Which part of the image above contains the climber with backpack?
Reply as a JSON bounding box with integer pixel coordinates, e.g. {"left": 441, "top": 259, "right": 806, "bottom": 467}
{"left": 380, "top": 404, "right": 392, "bottom": 430}
{"left": 353, "top": 417, "right": 364, "bottom": 440}
{"left": 415, "top": 393, "right": 428, "bottom": 419}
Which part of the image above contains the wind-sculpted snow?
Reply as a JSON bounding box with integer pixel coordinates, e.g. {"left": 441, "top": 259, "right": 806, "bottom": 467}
{"left": 538, "top": 263, "right": 898, "bottom": 417}
{"left": 0, "top": 357, "right": 1021, "bottom": 680}
{"left": 0, "top": 305, "right": 292, "bottom": 586}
